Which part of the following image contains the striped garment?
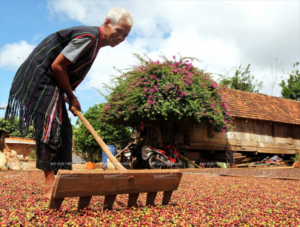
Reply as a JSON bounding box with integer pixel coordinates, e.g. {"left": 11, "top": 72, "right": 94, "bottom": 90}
{"left": 5, "top": 26, "right": 102, "bottom": 143}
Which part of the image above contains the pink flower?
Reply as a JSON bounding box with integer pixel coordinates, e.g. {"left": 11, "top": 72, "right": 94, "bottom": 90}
{"left": 148, "top": 100, "right": 153, "bottom": 105}
{"left": 212, "top": 83, "right": 218, "bottom": 88}
{"left": 222, "top": 129, "right": 226, "bottom": 133}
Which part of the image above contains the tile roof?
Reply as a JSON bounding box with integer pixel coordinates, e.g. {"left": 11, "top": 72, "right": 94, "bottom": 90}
{"left": 5, "top": 137, "right": 36, "bottom": 144}
{"left": 222, "top": 89, "right": 300, "bottom": 125}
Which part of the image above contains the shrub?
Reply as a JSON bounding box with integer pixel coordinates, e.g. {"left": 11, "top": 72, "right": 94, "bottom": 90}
{"left": 29, "top": 150, "right": 36, "bottom": 160}
{"left": 74, "top": 103, "right": 131, "bottom": 162}
{"left": 291, "top": 153, "right": 300, "bottom": 162}
{"left": 101, "top": 54, "right": 232, "bottom": 134}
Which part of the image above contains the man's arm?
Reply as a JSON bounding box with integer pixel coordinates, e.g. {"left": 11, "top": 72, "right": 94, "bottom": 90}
{"left": 51, "top": 53, "right": 81, "bottom": 116}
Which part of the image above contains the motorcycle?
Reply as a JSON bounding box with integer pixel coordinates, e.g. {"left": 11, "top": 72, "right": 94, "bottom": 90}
{"left": 142, "top": 144, "right": 186, "bottom": 169}
{"left": 119, "top": 137, "right": 146, "bottom": 169}
{"left": 122, "top": 146, "right": 137, "bottom": 169}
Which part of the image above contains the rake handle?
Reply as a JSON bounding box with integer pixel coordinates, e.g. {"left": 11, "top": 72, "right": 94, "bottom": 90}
{"left": 102, "top": 141, "right": 134, "bottom": 169}
{"left": 75, "top": 110, "right": 126, "bottom": 171}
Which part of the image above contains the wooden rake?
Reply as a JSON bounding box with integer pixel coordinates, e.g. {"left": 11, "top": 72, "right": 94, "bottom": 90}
{"left": 48, "top": 110, "right": 182, "bottom": 210}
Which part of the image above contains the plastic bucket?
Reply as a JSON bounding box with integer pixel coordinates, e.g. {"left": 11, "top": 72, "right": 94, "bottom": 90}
{"left": 86, "top": 162, "right": 95, "bottom": 170}
{"left": 102, "top": 144, "right": 117, "bottom": 169}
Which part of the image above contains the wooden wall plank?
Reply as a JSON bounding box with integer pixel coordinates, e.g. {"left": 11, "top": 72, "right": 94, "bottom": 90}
{"left": 184, "top": 118, "right": 300, "bottom": 154}
{"left": 257, "top": 147, "right": 297, "bottom": 154}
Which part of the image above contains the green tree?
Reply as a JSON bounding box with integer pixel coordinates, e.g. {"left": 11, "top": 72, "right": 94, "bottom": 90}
{"left": 74, "top": 103, "right": 131, "bottom": 162}
{"left": 279, "top": 62, "right": 300, "bottom": 100}
{"left": 100, "top": 54, "right": 232, "bottom": 136}
{"left": 0, "top": 118, "right": 33, "bottom": 138}
{"left": 219, "top": 64, "right": 263, "bottom": 93}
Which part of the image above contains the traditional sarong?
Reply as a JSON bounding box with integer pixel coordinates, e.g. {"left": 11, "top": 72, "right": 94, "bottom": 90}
{"left": 5, "top": 26, "right": 102, "bottom": 144}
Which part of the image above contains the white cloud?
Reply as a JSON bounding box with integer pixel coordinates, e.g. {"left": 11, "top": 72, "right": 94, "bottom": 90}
{"left": 0, "top": 41, "right": 35, "bottom": 70}
{"left": 44, "top": 0, "right": 300, "bottom": 98}
{"left": 47, "top": 0, "right": 111, "bottom": 25}
{"left": 77, "top": 38, "right": 149, "bottom": 94}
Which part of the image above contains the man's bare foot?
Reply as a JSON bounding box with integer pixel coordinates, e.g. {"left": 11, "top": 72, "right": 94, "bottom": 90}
{"left": 43, "top": 170, "right": 55, "bottom": 200}
{"left": 43, "top": 185, "right": 54, "bottom": 200}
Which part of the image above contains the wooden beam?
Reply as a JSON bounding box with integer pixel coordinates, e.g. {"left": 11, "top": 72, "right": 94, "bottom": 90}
{"left": 179, "top": 155, "right": 202, "bottom": 168}
{"left": 180, "top": 141, "right": 299, "bottom": 154}
{"left": 52, "top": 170, "right": 182, "bottom": 198}
{"left": 257, "top": 148, "right": 297, "bottom": 154}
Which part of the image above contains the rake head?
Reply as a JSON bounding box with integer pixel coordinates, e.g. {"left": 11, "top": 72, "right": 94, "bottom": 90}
{"left": 48, "top": 169, "right": 182, "bottom": 210}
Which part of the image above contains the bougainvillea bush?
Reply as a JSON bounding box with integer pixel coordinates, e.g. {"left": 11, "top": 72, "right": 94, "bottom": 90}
{"left": 1, "top": 171, "right": 300, "bottom": 226}
{"left": 101, "top": 54, "right": 232, "bottom": 133}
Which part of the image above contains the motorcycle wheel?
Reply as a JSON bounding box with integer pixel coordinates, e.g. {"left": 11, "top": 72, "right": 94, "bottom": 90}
{"left": 174, "top": 157, "right": 186, "bottom": 169}
{"left": 148, "top": 155, "right": 165, "bottom": 169}
{"left": 126, "top": 158, "right": 133, "bottom": 169}
{"left": 120, "top": 154, "right": 132, "bottom": 169}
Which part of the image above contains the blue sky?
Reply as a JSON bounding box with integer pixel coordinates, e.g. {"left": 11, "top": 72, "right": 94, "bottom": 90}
{"left": 0, "top": 0, "right": 104, "bottom": 122}
{"left": 0, "top": 0, "right": 299, "bottom": 124}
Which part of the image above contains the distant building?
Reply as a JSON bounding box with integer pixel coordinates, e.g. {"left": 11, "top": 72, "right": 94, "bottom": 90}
{"left": 5, "top": 137, "right": 36, "bottom": 157}
{"left": 178, "top": 89, "right": 300, "bottom": 155}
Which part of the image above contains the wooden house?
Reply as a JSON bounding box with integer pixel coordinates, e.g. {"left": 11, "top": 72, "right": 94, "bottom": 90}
{"left": 176, "top": 89, "right": 300, "bottom": 161}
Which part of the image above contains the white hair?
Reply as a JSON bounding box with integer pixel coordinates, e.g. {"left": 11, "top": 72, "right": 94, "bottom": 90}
{"left": 104, "top": 8, "right": 134, "bottom": 26}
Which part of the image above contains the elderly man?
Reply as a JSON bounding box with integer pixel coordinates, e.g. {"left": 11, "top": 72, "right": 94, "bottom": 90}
{"left": 5, "top": 8, "right": 133, "bottom": 199}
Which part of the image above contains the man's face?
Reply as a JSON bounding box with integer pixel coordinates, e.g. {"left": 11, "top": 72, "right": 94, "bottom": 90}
{"left": 104, "top": 19, "right": 131, "bottom": 47}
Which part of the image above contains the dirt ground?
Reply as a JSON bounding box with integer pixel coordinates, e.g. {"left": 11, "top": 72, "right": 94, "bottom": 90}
{"left": 16, "top": 160, "right": 300, "bottom": 180}
{"left": 19, "top": 160, "right": 103, "bottom": 171}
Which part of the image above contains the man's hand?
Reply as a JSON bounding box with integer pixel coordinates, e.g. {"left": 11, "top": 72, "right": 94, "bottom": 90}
{"left": 69, "top": 98, "right": 81, "bottom": 116}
